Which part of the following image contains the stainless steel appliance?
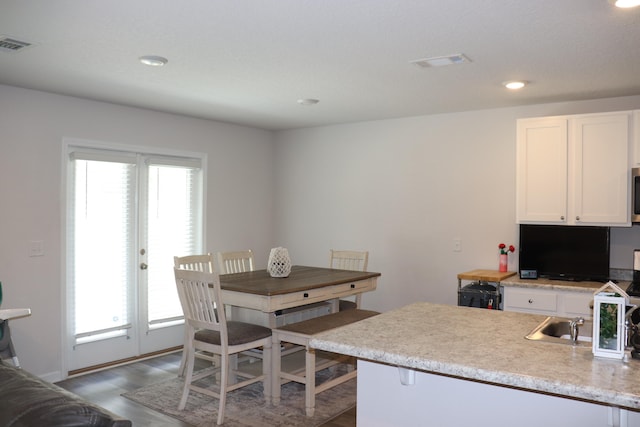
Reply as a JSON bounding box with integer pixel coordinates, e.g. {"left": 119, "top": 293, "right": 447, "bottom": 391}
{"left": 626, "top": 249, "right": 640, "bottom": 297}
{"left": 632, "top": 168, "right": 640, "bottom": 223}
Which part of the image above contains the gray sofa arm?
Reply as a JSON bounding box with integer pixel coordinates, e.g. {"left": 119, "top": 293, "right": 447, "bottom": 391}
{"left": 0, "top": 361, "right": 131, "bottom": 427}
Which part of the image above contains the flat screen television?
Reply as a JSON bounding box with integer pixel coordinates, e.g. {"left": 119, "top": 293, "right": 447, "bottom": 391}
{"left": 518, "top": 224, "right": 610, "bottom": 282}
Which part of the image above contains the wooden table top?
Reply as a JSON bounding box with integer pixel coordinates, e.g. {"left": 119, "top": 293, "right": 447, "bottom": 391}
{"left": 457, "top": 269, "right": 516, "bottom": 282}
{"left": 220, "top": 265, "right": 381, "bottom": 296}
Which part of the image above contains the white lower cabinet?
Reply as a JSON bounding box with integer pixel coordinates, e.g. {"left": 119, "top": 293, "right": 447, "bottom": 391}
{"left": 563, "top": 292, "right": 594, "bottom": 318}
{"left": 503, "top": 286, "right": 593, "bottom": 318}
{"left": 357, "top": 360, "right": 638, "bottom": 427}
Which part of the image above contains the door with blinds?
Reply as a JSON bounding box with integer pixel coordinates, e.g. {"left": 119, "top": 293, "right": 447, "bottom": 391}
{"left": 65, "top": 143, "right": 204, "bottom": 372}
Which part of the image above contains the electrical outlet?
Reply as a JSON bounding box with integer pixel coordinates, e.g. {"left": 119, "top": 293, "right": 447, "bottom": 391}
{"left": 453, "top": 238, "right": 462, "bottom": 252}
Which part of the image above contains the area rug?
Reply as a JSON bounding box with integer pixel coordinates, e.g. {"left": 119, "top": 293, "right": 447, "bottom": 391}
{"left": 122, "top": 366, "right": 356, "bottom": 427}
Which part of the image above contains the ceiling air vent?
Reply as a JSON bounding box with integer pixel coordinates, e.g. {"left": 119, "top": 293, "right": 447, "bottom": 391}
{"left": 410, "top": 53, "right": 471, "bottom": 68}
{"left": 0, "top": 36, "right": 33, "bottom": 53}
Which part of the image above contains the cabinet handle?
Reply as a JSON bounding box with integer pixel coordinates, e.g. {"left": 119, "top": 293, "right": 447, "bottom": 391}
{"left": 528, "top": 299, "right": 534, "bottom": 304}
{"left": 303, "top": 292, "right": 309, "bottom": 298}
{"left": 576, "top": 216, "right": 580, "bottom": 221}
{"left": 350, "top": 284, "right": 355, "bottom": 289}
{"left": 560, "top": 216, "right": 565, "bottom": 221}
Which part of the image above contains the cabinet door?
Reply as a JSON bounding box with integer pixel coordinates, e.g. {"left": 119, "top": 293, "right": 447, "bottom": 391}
{"left": 562, "top": 292, "right": 593, "bottom": 319}
{"left": 516, "top": 117, "right": 568, "bottom": 223}
{"left": 572, "top": 113, "right": 630, "bottom": 225}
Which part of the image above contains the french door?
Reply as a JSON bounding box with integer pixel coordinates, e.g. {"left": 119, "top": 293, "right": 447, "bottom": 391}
{"left": 64, "top": 142, "right": 204, "bottom": 372}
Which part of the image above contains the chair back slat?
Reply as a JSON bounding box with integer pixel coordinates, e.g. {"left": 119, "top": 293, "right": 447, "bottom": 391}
{"left": 216, "top": 250, "right": 254, "bottom": 274}
{"left": 174, "top": 253, "right": 214, "bottom": 273}
{"left": 329, "top": 250, "right": 369, "bottom": 272}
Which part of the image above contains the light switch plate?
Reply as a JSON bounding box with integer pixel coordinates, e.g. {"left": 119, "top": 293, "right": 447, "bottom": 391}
{"left": 28, "top": 240, "right": 44, "bottom": 257}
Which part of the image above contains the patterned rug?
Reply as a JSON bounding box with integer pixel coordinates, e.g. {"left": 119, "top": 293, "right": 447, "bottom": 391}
{"left": 122, "top": 366, "right": 356, "bottom": 427}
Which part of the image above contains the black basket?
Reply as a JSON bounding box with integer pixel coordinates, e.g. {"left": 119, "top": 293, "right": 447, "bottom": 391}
{"left": 458, "top": 282, "right": 500, "bottom": 310}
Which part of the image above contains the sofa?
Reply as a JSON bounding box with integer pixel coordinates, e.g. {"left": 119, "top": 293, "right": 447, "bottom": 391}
{"left": 0, "top": 361, "right": 131, "bottom": 427}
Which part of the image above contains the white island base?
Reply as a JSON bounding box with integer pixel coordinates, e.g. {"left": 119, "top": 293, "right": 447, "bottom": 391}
{"left": 357, "top": 360, "right": 639, "bottom": 427}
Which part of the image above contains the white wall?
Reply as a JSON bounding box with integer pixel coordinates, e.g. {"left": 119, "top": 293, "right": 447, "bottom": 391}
{"left": 3, "top": 83, "right": 640, "bottom": 378}
{"left": 0, "top": 85, "right": 275, "bottom": 378}
{"left": 273, "top": 95, "right": 640, "bottom": 313}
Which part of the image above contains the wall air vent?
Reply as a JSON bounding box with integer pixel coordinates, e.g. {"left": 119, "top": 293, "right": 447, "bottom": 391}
{"left": 0, "top": 36, "right": 33, "bottom": 53}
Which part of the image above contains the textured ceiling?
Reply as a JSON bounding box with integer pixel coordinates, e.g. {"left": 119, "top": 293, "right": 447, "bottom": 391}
{"left": 0, "top": 1, "right": 639, "bottom": 130}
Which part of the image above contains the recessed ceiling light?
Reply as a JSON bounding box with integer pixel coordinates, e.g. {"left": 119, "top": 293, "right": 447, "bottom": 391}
{"left": 503, "top": 80, "right": 527, "bottom": 90}
{"left": 608, "top": 0, "right": 640, "bottom": 8}
{"left": 297, "top": 98, "right": 319, "bottom": 106}
{"left": 139, "top": 55, "right": 168, "bottom": 67}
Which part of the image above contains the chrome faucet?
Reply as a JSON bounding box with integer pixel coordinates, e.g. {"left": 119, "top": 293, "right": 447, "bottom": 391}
{"left": 569, "top": 317, "right": 585, "bottom": 343}
{"left": 625, "top": 305, "right": 640, "bottom": 348}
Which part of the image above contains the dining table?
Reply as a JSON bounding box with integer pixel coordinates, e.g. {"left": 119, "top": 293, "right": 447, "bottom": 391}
{"left": 219, "top": 265, "right": 380, "bottom": 328}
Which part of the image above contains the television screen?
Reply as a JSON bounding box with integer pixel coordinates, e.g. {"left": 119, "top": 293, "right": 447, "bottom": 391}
{"left": 518, "top": 224, "right": 610, "bottom": 282}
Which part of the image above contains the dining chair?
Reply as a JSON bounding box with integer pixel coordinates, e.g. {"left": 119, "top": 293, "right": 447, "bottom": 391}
{"left": 174, "top": 253, "right": 215, "bottom": 376}
{"left": 174, "top": 253, "right": 215, "bottom": 275}
{"left": 216, "top": 249, "right": 270, "bottom": 364}
{"left": 174, "top": 268, "right": 272, "bottom": 425}
{"left": 216, "top": 250, "right": 254, "bottom": 274}
{"left": 329, "top": 249, "right": 369, "bottom": 311}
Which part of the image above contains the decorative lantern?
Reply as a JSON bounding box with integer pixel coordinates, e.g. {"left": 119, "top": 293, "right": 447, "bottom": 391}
{"left": 592, "top": 281, "right": 628, "bottom": 360}
{"left": 267, "top": 247, "right": 292, "bottom": 278}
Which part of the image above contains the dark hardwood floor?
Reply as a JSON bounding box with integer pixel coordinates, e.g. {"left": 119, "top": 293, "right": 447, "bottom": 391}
{"left": 55, "top": 351, "right": 355, "bottom": 426}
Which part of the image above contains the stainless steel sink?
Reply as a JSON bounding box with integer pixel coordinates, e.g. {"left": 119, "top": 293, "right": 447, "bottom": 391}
{"left": 525, "top": 316, "right": 593, "bottom": 346}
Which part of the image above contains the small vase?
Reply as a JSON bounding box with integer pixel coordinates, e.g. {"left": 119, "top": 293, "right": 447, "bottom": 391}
{"left": 499, "top": 254, "right": 508, "bottom": 272}
{"left": 267, "top": 247, "right": 292, "bottom": 278}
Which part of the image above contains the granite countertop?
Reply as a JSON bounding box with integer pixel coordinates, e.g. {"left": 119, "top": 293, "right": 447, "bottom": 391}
{"left": 310, "top": 302, "right": 640, "bottom": 410}
{"left": 501, "top": 277, "right": 632, "bottom": 293}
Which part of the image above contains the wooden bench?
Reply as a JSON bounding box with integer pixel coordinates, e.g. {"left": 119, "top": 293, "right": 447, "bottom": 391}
{"left": 271, "top": 309, "right": 379, "bottom": 416}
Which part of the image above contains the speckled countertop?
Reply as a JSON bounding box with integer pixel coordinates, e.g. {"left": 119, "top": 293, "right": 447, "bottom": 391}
{"left": 310, "top": 302, "right": 640, "bottom": 410}
{"left": 501, "top": 277, "right": 632, "bottom": 293}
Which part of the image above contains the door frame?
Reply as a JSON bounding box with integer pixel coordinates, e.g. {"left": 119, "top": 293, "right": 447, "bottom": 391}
{"left": 60, "top": 138, "right": 208, "bottom": 377}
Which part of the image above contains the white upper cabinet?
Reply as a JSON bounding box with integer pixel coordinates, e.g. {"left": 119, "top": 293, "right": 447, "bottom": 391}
{"left": 516, "top": 117, "right": 568, "bottom": 223}
{"left": 572, "top": 113, "right": 630, "bottom": 225}
{"left": 516, "top": 111, "right": 631, "bottom": 226}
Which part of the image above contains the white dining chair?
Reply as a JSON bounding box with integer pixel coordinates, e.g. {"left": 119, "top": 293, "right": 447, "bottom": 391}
{"left": 216, "top": 249, "right": 268, "bottom": 364}
{"left": 216, "top": 250, "right": 254, "bottom": 274}
{"left": 174, "top": 268, "right": 272, "bottom": 425}
{"left": 329, "top": 249, "right": 369, "bottom": 310}
{"left": 174, "top": 253, "right": 215, "bottom": 376}
{"left": 174, "top": 253, "right": 215, "bottom": 275}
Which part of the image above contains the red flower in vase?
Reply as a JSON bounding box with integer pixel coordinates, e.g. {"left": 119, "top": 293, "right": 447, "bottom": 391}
{"left": 498, "top": 243, "right": 515, "bottom": 255}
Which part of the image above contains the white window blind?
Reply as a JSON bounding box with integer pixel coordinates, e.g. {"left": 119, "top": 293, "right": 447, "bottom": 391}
{"left": 70, "top": 157, "right": 136, "bottom": 343}
{"left": 146, "top": 163, "right": 203, "bottom": 325}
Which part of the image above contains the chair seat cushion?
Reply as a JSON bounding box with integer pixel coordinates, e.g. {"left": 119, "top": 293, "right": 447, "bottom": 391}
{"left": 339, "top": 300, "right": 358, "bottom": 311}
{"left": 195, "top": 321, "right": 271, "bottom": 346}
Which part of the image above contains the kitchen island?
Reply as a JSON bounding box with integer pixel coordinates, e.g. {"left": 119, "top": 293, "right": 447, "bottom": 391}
{"left": 310, "top": 302, "right": 640, "bottom": 427}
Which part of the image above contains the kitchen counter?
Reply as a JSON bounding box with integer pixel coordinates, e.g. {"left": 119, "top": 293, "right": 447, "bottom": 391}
{"left": 501, "top": 276, "right": 631, "bottom": 293}
{"left": 310, "top": 302, "right": 640, "bottom": 410}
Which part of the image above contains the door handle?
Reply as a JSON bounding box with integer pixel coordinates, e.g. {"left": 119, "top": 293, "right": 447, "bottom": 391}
{"left": 140, "top": 263, "right": 148, "bottom": 270}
